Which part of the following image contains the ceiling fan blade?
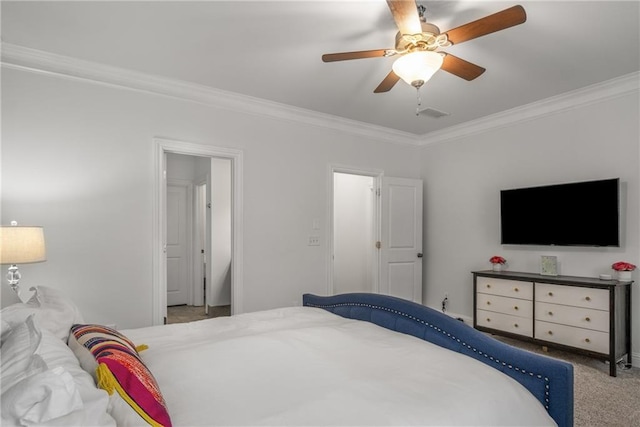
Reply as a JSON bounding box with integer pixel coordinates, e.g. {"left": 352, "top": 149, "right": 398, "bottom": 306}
{"left": 441, "top": 53, "right": 486, "bottom": 81}
{"left": 386, "top": 0, "right": 422, "bottom": 35}
{"left": 322, "top": 49, "right": 389, "bottom": 63}
{"left": 444, "top": 5, "right": 526, "bottom": 45}
{"left": 374, "top": 70, "right": 401, "bottom": 93}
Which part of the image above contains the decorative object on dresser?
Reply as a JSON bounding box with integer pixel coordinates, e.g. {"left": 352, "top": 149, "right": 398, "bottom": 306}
{"left": 473, "top": 270, "right": 633, "bottom": 376}
{"left": 540, "top": 255, "right": 558, "bottom": 276}
{"left": 489, "top": 255, "right": 507, "bottom": 272}
{"left": 611, "top": 261, "right": 636, "bottom": 282}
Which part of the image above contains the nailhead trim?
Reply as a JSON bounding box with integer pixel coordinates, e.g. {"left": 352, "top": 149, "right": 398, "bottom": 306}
{"left": 307, "top": 301, "right": 551, "bottom": 410}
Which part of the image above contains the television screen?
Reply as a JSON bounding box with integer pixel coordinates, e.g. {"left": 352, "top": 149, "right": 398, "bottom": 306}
{"left": 500, "top": 178, "right": 619, "bottom": 247}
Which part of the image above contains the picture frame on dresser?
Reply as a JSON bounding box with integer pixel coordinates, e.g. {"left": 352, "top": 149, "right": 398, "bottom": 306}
{"left": 540, "top": 255, "right": 558, "bottom": 276}
{"left": 472, "top": 270, "right": 633, "bottom": 376}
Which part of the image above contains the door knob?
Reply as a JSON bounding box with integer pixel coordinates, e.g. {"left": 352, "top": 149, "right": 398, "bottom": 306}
{"left": 417, "top": 253, "right": 423, "bottom": 258}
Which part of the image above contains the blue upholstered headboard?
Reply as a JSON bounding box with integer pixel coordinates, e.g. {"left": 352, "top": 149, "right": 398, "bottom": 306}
{"left": 303, "top": 293, "right": 573, "bottom": 427}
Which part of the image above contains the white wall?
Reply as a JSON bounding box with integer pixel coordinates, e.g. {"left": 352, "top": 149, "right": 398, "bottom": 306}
{"left": 167, "top": 153, "right": 197, "bottom": 181}
{"left": 0, "top": 68, "right": 421, "bottom": 328}
{"left": 3, "top": 62, "right": 637, "bottom": 364}
{"left": 420, "top": 91, "right": 640, "bottom": 360}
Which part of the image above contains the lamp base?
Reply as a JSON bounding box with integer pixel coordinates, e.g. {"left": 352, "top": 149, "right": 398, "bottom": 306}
{"left": 5, "top": 264, "right": 34, "bottom": 303}
{"left": 7, "top": 264, "right": 21, "bottom": 293}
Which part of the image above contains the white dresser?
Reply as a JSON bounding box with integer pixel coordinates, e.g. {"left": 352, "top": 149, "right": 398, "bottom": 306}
{"left": 473, "top": 271, "right": 633, "bottom": 376}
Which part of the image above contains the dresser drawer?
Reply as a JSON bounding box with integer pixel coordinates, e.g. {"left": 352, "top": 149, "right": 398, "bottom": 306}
{"left": 535, "top": 283, "right": 609, "bottom": 310}
{"left": 535, "top": 320, "right": 608, "bottom": 353}
{"left": 535, "top": 302, "right": 608, "bottom": 333}
{"left": 476, "top": 309, "right": 533, "bottom": 337}
{"left": 477, "top": 293, "right": 533, "bottom": 318}
{"left": 476, "top": 277, "right": 533, "bottom": 299}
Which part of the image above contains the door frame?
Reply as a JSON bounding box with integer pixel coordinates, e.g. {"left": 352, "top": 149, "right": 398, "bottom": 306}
{"left": 327, "top": 164, "right": 383, "bottom": 295}
{"left": 153, "top": 137, "right": 243, "bottom": 325}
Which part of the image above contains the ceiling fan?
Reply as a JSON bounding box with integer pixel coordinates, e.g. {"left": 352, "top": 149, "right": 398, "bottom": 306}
{"left": 322, "top": 1, "right": 526, "bottom": 93}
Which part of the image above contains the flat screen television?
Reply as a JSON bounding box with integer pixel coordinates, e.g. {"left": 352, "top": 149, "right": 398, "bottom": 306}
{"left": 500, "top": 178, "right": 620, "bottom": 247}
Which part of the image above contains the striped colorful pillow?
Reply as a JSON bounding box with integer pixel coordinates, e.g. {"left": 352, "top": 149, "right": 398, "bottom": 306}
{"left": 69, "top": 324, "right": 171, "bottom": 427}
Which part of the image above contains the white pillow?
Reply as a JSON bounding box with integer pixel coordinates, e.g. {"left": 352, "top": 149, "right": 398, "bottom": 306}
{"left": 0, "top": 315, "right": 47, "bottom": 393}
{"left": 36, "top": 328, "right": 117, "bottom": 426}
{"left": 0, "top": 285, "right": 84, "bottom": 342}
{"left": 1, "top": 366, "right": 83, "bottom": 424}
{"left": 0, "top": 317, "right": 115, "bottom": 427}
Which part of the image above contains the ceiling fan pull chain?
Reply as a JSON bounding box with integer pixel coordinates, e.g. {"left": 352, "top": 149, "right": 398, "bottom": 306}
{"left": 415, "top": 87, "right": 422, "bottom": 116}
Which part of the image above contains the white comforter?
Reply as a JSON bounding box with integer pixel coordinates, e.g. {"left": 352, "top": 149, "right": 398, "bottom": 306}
{"left": 123, "top": 307, "right": 555, "bottom": 426}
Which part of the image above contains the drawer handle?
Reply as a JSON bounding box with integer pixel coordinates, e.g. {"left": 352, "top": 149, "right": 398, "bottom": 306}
{"left": 486, "top": 284, "right": 491, "bottom": 289}
{"left": 585, "top": 317, "right": 591, "bottom": 322}
{"left": 514, "top": 287, "right": 519, "bottom": 292}
{"left": 585, "top": 296, "right": 591, "bottom": 302}
{"left": 486, "top": 301, "right": 491, "bottom": 305}
{"left": 548, "top": 292, "right": 553, "bottom": 297}
{"left": 514, "top": 306, "right": 519, "bottom": 310}
{"left": 514, "top": 323, "right": 519, "bottom": 328}
{"left": 486, "top": 318, "right": 491, "bottom": 322}
{"left": 548, "top": 311, "right": 553, "bottom": 316}
{"left": 547, "top": 331, "right": 553, "bottom": 336}
{"left": 585, "top": 338, "right": 591, "bottom": 343}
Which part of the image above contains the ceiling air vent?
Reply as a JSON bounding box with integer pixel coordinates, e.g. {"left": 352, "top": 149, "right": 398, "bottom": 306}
{"left": 418, "top": 107, "right": 450, "bottom": 119}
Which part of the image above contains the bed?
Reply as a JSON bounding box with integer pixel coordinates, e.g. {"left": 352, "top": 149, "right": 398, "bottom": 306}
{"left": 1, "top": 287, "right": 573, "bottom": 427}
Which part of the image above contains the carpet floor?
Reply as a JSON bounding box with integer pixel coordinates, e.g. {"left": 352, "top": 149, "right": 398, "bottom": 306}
{"left": 496, "top": 335, "right": 640, "bottom": 427}
{"left": 167, "top": 304, "right": 230, "bottom": 324}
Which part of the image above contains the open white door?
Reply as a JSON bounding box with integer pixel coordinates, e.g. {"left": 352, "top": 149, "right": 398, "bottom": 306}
{"left": 380, "top": 177, "right": 423, "bottom": 303}
{"left": 166, "top": 180, "right": 192, "bottom": 306}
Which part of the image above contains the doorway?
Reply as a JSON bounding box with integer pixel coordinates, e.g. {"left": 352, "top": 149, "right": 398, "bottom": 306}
{"left": 332, "top": 172, "right": 377, "bottom": 294}
{"left": 165, "top": 153, "right": 212, "bottom": 314}
{"left": 329, "top": 167, "right": 423, "bottom": 303}
{"left": 153, "top": 138, "right": 243, "bottom": 326}
{"left": 330, "top": 167, "right": 382, "bottom": 295}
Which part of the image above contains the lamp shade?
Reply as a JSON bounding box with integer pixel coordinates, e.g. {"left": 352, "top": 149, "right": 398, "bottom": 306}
{"left": 392, "top": 51, "right": 444, "bottom": 88}
{"left": 0, "top": 226, "right": 46, "bottom": 264}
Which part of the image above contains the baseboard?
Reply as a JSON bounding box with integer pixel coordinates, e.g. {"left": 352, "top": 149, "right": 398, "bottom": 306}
{"left": 430, "top": 307, "right": 473, "bottom": 325}
{"left": 631, "top": 352, "right": 639, "bottom": 368}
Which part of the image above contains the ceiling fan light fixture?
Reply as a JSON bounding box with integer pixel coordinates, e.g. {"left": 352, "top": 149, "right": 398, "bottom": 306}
{"left": 392, "top": 50, "right": 444, "bottom": 88}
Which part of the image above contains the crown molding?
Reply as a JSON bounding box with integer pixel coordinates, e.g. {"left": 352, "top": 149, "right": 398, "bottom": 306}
{"left": 0, "top": 43, "right": 421, "bottom": 147}
{"left": 3, "top": 43, "right": 638, "bottom": 148}
{"left": 418, "top": 71, "right": 640, "bottom": 146}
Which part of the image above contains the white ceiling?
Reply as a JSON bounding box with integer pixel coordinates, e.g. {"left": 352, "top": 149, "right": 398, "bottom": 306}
{"left": 2, "top": 1, "right": 639, "bottom": 137}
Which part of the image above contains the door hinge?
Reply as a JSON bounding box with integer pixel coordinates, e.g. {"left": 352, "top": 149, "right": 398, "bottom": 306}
{"left": 375, "top": 241, "right": 381, "bottom": 249}
{"left": 376, "top": 188, "right": 381, "bottom": 196}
